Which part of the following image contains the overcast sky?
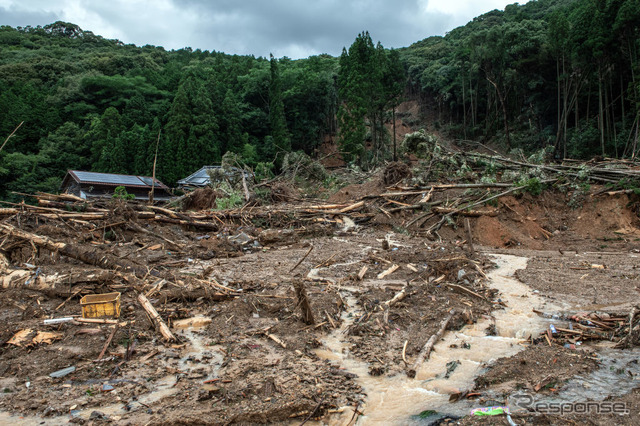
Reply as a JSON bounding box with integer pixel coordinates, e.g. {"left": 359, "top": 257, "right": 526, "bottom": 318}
{"left": 0, "top": 0, "right": 528, "bottom": 59}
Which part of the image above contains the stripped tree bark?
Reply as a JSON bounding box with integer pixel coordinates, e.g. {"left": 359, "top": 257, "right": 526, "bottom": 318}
{"left": 0, "top": 223, "right": 163, "bottom": 280}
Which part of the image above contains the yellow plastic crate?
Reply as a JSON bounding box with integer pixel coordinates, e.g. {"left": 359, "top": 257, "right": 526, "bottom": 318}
{"left": 80, "top": 292, "right": 121, "bottom": 318}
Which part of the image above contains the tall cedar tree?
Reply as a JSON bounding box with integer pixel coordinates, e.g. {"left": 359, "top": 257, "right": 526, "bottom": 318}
{"left": 338, "top": 32, "right": 375, "bottom": 164}
{"left": 269, "top": 54, "right": 291, "bottom": 167}
{"left": 338, "top": 32, "right": 405, "bottom": 165}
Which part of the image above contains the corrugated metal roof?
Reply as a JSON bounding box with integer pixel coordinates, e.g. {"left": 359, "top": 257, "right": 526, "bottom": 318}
{"left": 177, "top": 166, "right": 221, "bottom": 186}
{"left": 68, "top": 170, "right": 168, "bottom": 189}
{"left": 177, "top": 166, "right": 251, "bottom": 187}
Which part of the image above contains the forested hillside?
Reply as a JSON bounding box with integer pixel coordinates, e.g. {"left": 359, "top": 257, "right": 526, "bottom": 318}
{"left": 0, "top": 22, "right": 342, "bottom": 199}
{"left": 401, "top": 0, "right": 640, "bottom": 159}
{"left": 1, "top": 0, "right": 639, "bottom": 200}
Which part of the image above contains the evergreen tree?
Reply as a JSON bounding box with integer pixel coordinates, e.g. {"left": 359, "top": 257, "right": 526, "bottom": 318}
{"left": 338, "top": 32, "right": 399, "bottom": 165}
{"left": 162, "top": 73, "right": 219, "bottom": 185}
{"left": 220, "top": 89, "right": 244, "bottom": 154}
{"left": 268, "top": 54, "right": 291, "bottom": 167}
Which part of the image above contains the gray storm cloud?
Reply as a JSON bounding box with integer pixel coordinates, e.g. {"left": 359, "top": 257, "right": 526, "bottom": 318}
{"left": 0, "top": 0, "right": 524, "bottom": 58}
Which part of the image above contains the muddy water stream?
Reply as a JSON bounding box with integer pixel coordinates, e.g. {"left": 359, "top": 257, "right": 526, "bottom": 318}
{"left": 315, "top": 254, "right": 561, "bottom": 424}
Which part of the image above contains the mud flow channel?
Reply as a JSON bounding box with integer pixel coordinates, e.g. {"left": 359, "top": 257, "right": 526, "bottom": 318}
{"left": 314, "top": 254, "right": 559, "bottom": 425}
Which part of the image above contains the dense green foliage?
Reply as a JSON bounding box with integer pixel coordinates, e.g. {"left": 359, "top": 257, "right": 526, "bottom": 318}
{"left": 401, "top": 0, "right": 640, "bottom": 158}
{"left": 1, "top": 0, "right": 639, "bottom": 200}
{"left": 0, "top": 22, "right": 340, "bottom": 199}
{"left": 338, "top": 31, "right": 404, "bottom": 167}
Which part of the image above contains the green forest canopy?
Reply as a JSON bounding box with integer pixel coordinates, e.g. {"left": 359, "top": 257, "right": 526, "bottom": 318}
{"left": 0, "top": 0, "right": 639, "bottom": 200}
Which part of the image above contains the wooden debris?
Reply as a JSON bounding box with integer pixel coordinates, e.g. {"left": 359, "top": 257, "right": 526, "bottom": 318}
{"left": 0, "top": 223, "right": 163, "bottom": 280}
{"left": 384, "top": 285, "right": 408, "bottom": 308}
{"left": 444, "top": 283, "right": 486, "bottom": 301}
{"left": 464, "top": 218, "right": 475, "bottom": 256}
{"left": 266, "top": 333, "right": 287, "bottom": 349}
{"left": 357, "top": 265, "right": 368, "bottom": 281}
{"left": 377, "top": 264, "right": 399, "bottom": 279}
{"left": 290, "top": 245, "right": 314, "bottom": 273}
{"left": 325, "top": 310, "right": 336, "bottom": 329}
{"left": 137, "top": 293, "right": 176, "bottom": 342}
{"left": 95, "top": 325, "right": 119, "bottom": 362}
{"left": 339, "top": 201, "right": 365, "bottom": 213}
{"left": 383, "top": 284, "right": 408, "bottom": 323}
{"left": 432, "top": 207, "right": 498, "bottom": 217}
{"left": 294, "top": 282, "right": 315, "bottom": 325}
{"left": 75, "top": 318, "right": 120, "bottom": 325}
{"left": 408, "top": 308, "right": 456, "bottom": 378}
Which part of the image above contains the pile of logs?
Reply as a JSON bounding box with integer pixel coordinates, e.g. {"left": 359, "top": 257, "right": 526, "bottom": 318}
{"left": 534, "top": 308, "right": 640, "bottom": 349}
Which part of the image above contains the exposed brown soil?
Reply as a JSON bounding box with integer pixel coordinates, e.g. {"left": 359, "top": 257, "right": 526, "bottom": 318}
{"left": 181, "top": 187, "right": 219, "bottom": 211}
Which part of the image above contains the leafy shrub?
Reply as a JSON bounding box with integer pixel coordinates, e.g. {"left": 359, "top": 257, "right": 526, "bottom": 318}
{"left": 215, "top": 192, "right": 243, "bottom": 210}
{"left": 112, "top": 186, "right": 134, "bottom": 200}
{"left": 517, "top": 177, "right": 544, "bottom": 196}
{"left": 281, "top": 151, "right": 327, "bottom": 181}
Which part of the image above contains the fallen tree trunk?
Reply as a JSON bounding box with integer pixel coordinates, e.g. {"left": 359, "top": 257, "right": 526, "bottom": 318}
{"left": 432, "top": 207, "right": 498, "bottom": 217}
{"left": 0, "top": 222, "right": 163, "bottom": 280}
{"left": 153, "top": 216, "right": 219, "bottom": 231}
{"left": 1, "top": 268, "right": 123, "bottom": 297}
{"left": 407, "top": 308, "right": 456, "bottom": 378}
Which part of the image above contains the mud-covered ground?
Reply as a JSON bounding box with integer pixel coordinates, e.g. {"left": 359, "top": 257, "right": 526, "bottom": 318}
{"left": 1, "top": 184, "right": 640, "bottom": 425}
{"left": 0, "top": 213, "right": 494, "bottom": 424}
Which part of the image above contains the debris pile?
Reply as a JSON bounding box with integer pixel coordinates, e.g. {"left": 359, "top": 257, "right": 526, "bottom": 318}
{"left": 0, "top": 188, "right": 500, "bottom": 423}
{"left": 0, "top": 152, "right": 639, "bottom": 423}
{"left": 535, "top": 309, "right": 640, "bottom": 349}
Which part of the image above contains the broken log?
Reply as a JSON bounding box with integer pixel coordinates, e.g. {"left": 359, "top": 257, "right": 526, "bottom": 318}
{"left": 444, "top": 283, "right": 486, "bottom": 301}
{"left": 137, "top": 293, "right": 176, "bottom": 342}
{"left": 1, "top": 268, "right": 119, "bottom": 297}
{"left": 153, "top": 216, "right": 219, "bottom": 231}
{"left": 294, "top": 281, "right": 315, "bottom": 325}
{"left": 407, "top": 308, "right": 456, "bottom": 378}
{"left": 0, "top": 252, "right": 8, "bottom": 273}
{"left": 338, "top": 201, "right": 365, "bottom": 213}
{"left": 377, "top": 264, "right": 400, "bottom": 279}
{"left": 384, "top": 285, "right": 408, "bottom": 308}
{"left": 357, "top": 265, "right": 368, "bottom": 281}
{"left": 266, "top": 333, "right": 287, "bottom": 349}
{"left": 383, "top": 284, "right": 408, "bottom": 324}
{"left": 0, "top": 208, "right": 19, "bottom": 216}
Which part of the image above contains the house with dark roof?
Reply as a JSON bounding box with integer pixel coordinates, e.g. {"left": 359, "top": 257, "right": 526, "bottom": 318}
{"left": 60, "top": 170, "right": 173, "bottom": 201}
{"left": 177, "top": 166, "right": 252, "bottom": 189}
